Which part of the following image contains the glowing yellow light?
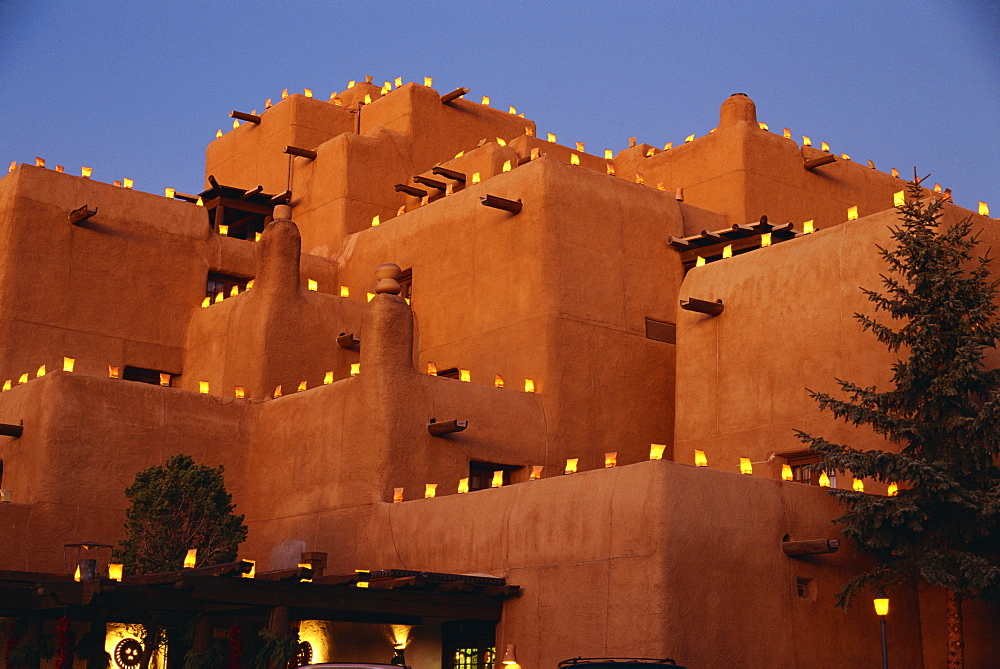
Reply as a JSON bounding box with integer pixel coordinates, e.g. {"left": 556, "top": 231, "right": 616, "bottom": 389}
{"left": 650, "top": 443, "right": 666, "bottom": 460}
{"left": 273, "top": 385, "right": 282, "bottom": 398}
{"left": 242, "top": 560, "right": 255, "bottom": 578}
{"left": 73, "top": 565, "right": 81, "bottom": 582}
{"left": 201, "top": 296, "right": 210, "bottom": 308}
{"left": 423, "top": 77, "right": 433, "bottom": 87}
{"left": 232, "top": 119, "right": 240, "bottom": 130}
{"left": 891, "top": 167, "right": 899, "bottom": 178}
{"left": 339, "top": 286, "right": 350, "bottom": 298}
{"left": 471, "top": 172, "right": 481, "bottom": 184}
{"left": 246, "top": 279, "right": 254, "bottom": 289}
{"left": 366, "top": 292, "right": 375, "bottom": 302}
{"left": 16, "top": 372, "right": 26, "bottom": 384}
{"left": 847, "top": 206, "right": 858, "bottom": 220}
{"left": 491, "top": 471, "right": 504, "bottom": 488}
{"left": 35, "top": 157, "right": 45, "bottom": 168}
{"left": 803, "top": 220, "right": 814, "bottom": 234}
{"left": 427, "top": 362, "right": 437, "bottom": 376}
{"left": 195, "top": 196, "right": 204, "bottom": 206}
{"left": 525, "top": 127, "right": 534, "bottom": 136}
{"left": 303, "top": 88, "right": 313, "bottom": 98}
{"left": 363, "top": 93, "right": 372, "bottom": 105}
{"left": 980, "top": 202, "right": 990, "bottom": 216}
{"left": 934, "top": 183, "right": 942, "bottom": 193}
{"left": 215, "top": 292, "right": 224, "bottom": 303}
{"left": 636, "top": 173, "right": 644, "bottom": 184}
{"left": 454, "top": 150, "right": 464, "bottom": 159}
{"left": 184, "top": 549, "right": 197, "bottom": 568}
{"left": 81, "top": 166, "right": 92, "bottom": 178}
{"left": 524, "top": 378, "right": 535, "bottom": 392}
{"left": 696, "top": 256, "right": 706, "bottom": 267}
{"left": 496, "top": 137, "right": 507, "bottom": 147}
{"left": 1, "top": 381, "right": 9, "bottom": 391}
{"left": 509, "top": 105, "right": 517, "bottom": 114}
{"left": 107, "top": 367, "right": 120, "bottom": 380}
{"left": 571, "top": 153, "right": 580, "bottom": 165}
{"left": 350, "top": 363, "right": 360, "bottom": 376}
{"left": 297, "top": 381, "right": 307, "bottom": 392}
{"left": 887, "top": 483, "right": 898, "bottom": 496}
{"left": 159, "top": 373, "right": 170, "bottom": 387}
{"left": 783, "top": 128, "right": 791, "bottom": 139}
{"left": 229, "top": 285, "right": 238, "bottom": 297}
{"left": 547, "top": 133, "right": 556, "bottom": 143}
{"left": 758, "top": 122, "right": 768, "bottom": 130}
{"left": 7, "top": 161, "right": 14, "bottom": 173}
{"left": 307, "top": 279, "right": 318, "bottom": 291}
{"left": 605, "top": 452, "right": 617, "bottom": 468}
{"left": 739, "top": 457, "right": 753, "bottom": 475}
{"left": 265, "top": 98, "right": 272, "bottom": 108}
{"left": 722, "top": 244, "right": 732, "bottom": 259}
{"left": 502, "top": 160, "right": 512, "bottom": 172}
{"left": 219, "top": 224, "right": 229, "bottom": 235}
{"left": 108, "top": 563, "right": 123, "bottom": 581}
{"left": 530, "top": 465, "right": 543, "bottom": 480}
{"left": 818, "top": 471, "right": 831, "bottom": 487}
{"left": 761, "top": 232, "right": 772, "bottom": 247}
{"left": 601, "top": 149, "right": 612, "bottom": 160}
{"left": 606, "top": 163, "right": 615, "bottom": 175}
{"left": 874, "top": 594, "right": 889, "bottom": 616}
{"left": 802, "top": 136, "right": 812, "bottom": 147}
{"left": 841, "top": 153, "right": 850, "bottom": 161}
{"left": 393, "top": 487, "right": 404, "bottom": 503}
{"left": 395, "top": 77, "right": 403, "bottom": 87}
{"left": 684, "top": 134, "right": 694, "bottom": 143}
{"left": 664, "top": 142, "right": 673, "bottom": 150}
{"left": 481, "top": 95, "right": 490, "bottom": 106}
{"left": 123, "top": 178, "right": 133, "bottom": 189}
{"left": 280, "top": 88, "right": 289, "bottom": 99}
{"left": 458, "top": 477, "right": 469, "bottom": 493}
{"left": 460, "top": 369, "right": 471, "bottom": 382}
{"left": 371, "top": 214, "right": 380, "bottom": 226}
{"left": 62, "top": 357, "right": 75, "bottom": 373}
{"left": 531, "top": 147, "right": 540, "bottom": 160}
{"left": 332, "top": 96, "right": 343, "bottom": 106}
{"left": 198, "top": 380, "right": 209, "bottom": 393}
{"left": 657, "top": 182, "right": 666, "bottom": 191}
{"left": 646, "top": 148, "right": 656, "bottom": 157}
{"left": 320, "top": 371, "right": 332, "bottom": 385}
{"left": 821, "top": 141, "right": 829, "bottom": 151}
{"left": 853, "top": 478, "right": 865, "bottom": 492}
{"left": 235, "top": 386, "right": 245, "bottom": 399}
{"left": 694, "top": 449, "right": 708, "bottom": 467}
{"left": 164, "top": 187, "right": 175, "bottom": 198}
{"left": 495, "top": 374, "right": 504, "bottom": 388}
{"left": 424, "top": 483, "right": 437, "bottom": 498}
{"left": 33, "top": 364, "right": 45, "bottom": 378}
{"left": 781, "top": 464, "right": 793, "bottom": 481}
{"left": 564, "top": 458, "right": 578, "bottom": 474}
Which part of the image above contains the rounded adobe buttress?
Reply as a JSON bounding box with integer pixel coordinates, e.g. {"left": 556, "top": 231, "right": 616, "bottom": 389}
{"left": 719, "top": 93, "right": 757, "bottom": 128}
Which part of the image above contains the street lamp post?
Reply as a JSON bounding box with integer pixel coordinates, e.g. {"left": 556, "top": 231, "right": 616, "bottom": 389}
{"left": 874, "top": 589, "right": 889, "bottom": 669}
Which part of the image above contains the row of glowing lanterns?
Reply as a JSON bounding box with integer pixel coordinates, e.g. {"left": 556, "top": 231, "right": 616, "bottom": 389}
{"left": 200, "top": 281, "right": 408, "bottom": 307}
{"left": 393, "top": 445, "right": 900, "bottom": 502}
{"left": 77, "top": 548, "right": 259, "bottom": 583}
{"left": 2, "top": 356, "right": 536, "bottom": 400}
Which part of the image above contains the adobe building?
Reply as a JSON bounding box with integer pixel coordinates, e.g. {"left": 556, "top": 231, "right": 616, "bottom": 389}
{"left": 0, "top": 78, "right": 997, "bottom": 668}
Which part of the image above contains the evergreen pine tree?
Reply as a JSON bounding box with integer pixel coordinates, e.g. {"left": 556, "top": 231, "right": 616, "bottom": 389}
{"left": 795, "top": 178, "right": 1000, "bottom": 669}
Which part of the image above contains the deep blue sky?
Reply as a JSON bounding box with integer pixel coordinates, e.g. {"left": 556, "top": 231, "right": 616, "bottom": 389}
{"left": 2, "top": 1, "right": 997, "bottom": 212}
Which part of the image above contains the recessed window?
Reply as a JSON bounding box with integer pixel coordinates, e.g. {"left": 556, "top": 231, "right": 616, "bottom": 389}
{"left": 436, "top": 367, "right": 460, "bottom": 380}
{"left": 206, "top": 272, "right": 252, "bottom": 300}
{"left": 443, "top": 621, "right": 496, "bottom": 669}
{"left": 796, "top": 577, "right": 814, "bottom": 599}
{"left": 783, "top": 452, "right": 837, "bottom": 488}
{"left": 123, "top": 366, "right": 170, "bottom": 387}
{"left": 645, "top": 318, "right": 676, "bottom": 344}
{"left": 399, "top": 268, "right": 412, "bottom": 300}
{"left": 468, "top": 461, "right": 521, "bottom": 491}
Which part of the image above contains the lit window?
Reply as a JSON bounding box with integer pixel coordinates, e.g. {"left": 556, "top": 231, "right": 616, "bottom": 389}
{"left": 206, "top": 272, "right": 252, "bottom": 300}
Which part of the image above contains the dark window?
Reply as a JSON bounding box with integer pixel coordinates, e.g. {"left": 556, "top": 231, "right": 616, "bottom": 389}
{"left": 398, "top": 268, "right": 412, "bottom": 300}
{"left": 123, "top": 366, "right": 170, "bottom": 387}
{"left": 206, "top": 272, "right": 251, "bottom": 300}
{"left": 796, "top": 577, "right": 813, "bottom": 599}
{"left": 443, "top": 621, "right": 495, "bottom": 669}
{"left": 784, "top": 452, "right": 836, "bottom": 488}
{"left": 469, "top": 461, "right": 521, "bottom": 491}
{"left": 437, "top": 367, "right": 460, "bottom": 379}
{"left": 645, "top": 318, "right": 676, "bottom": 343}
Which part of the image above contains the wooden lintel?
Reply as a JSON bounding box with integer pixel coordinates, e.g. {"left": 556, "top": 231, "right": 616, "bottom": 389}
{"left": 804, "top": 154, "right": 837, "bottom": 170}
{"left": 208, "top": 174, "right": 223, "bottom": 192}
{"left": 480, "top": 195, "right": 522, "bottom": 214}
{"left": 431, "top": 166, "right": 466, "bottom": 183}
{"left": 68, "top": 205, "right": 97, "bottom": 226}
{"left": 440, "top": 87, "right": 470, "bottom": 104}
{"left": 782, "top": 539, "right": 840, "bottom": 557}
{"left": 284, "top": 145, "right": 317, "bottom": 160}
{"left": 680, "top": 297, "right": 724, "bottom": 316}
{"left": 428, "top": 419, "right": 468, "bottom": 436}
{"left": 337, "top": 333, "right": 360, "bottom": 349}
{"left": 0, "top": 421, "right": 23, "bottom": 438}
{"left": 230, "top": 110, "right": 262, "bottom": 124}
{"left": 413, "top": 175, "right": 447, "bottom": 191}
{"left": 699, "top": 229, "right": 723, "bottom": 240}
{"left": 395, "top": 184, "right": 428, "bottom": 198}
{"left": 270, "top": 190, "right": 292, "bottom": 204}
{"left": 172, "top": 191, "right": 200, "bottom": 203}
{"left": 667, "top": 236, "right": 692, "bottom": 249}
